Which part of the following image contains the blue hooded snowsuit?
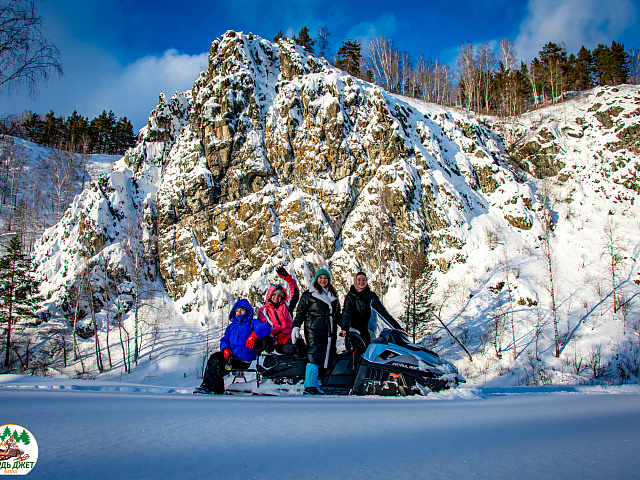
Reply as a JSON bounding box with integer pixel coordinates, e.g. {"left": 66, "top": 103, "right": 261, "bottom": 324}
{"left": 220, "top": 299, "right": 271, "bottom": 362}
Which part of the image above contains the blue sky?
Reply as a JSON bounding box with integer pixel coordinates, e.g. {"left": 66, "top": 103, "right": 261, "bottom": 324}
{"left": 2, "top": 0, "right": 639, "bottom": 130}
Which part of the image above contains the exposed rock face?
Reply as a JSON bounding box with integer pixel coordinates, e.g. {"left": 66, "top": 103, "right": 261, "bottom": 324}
{"left": 486, "top": 84, "right": 640, "bottom": 248}
{"left": 145, "top": 31, "right": 533, "bottom": 300}
{"left": 35, "top": 31, "right": 537, "bottom": 317}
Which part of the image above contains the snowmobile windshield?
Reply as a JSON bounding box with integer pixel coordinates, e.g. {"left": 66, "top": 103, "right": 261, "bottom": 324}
{"left": 368, "top": 308, "right": 397, "bottom": 340}
{"left": 371, "top": 328, "right": 437, "bottom": 354}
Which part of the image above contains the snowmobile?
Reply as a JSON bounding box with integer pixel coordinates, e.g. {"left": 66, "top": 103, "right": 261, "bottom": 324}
{"left": 225, "top": 310, "right": 464, "bottom": 396}
{"left": 0, "top": 437, "right": 28, "bottom": 462}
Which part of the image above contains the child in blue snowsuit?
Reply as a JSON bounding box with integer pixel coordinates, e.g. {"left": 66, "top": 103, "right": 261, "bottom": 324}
{"left": 195, "top": 299, "right": 271, "bottom": 394}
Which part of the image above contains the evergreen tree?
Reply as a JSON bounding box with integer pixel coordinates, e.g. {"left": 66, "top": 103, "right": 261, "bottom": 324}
{"left": 17, "top": 429, "right": 30, "bottom": 445}
{"left": 0, "top": 236, "right": 39, "bottom": 368}
{"left": 404, "top": 249, "right": 437, "bottom": 344}
{"left": 1, "top": 425, "right": 10, "bottom": 440}
{"left": 113, "top": 117, "right": 136, "bottom": 153}
{"left": 90, "top": 110, "right": 116, "bottom": 154}
{"left": 21, "top": 113, "right": 41, "bottom": 143}
{"left": 571, "top": 46, "right": 595, "bottom": 90}
{"left": 273, "top": 30, "right": 284, "bottom": 42}
{"left": 41, "top": 110, "right": 65, "bottom": 147}
{"left": 19, "top": 109, "right": 133, "bottom": 154}
{"left": 493, "top": 61, "right": 510, "bottom": 114}
{"left": 594, "top": 41, "right": 629, "bottom": 85}
{"left": 515, "top": 62, "right": 534, "bottom": 112}
{"left": 293, "top": 26, "right": 315, "bottom": 54}
{"left": 65, "top": 111, "right": 90, "bottom": 152}
{"left": 335, "top": 39, "right": 362, "bottom": 77}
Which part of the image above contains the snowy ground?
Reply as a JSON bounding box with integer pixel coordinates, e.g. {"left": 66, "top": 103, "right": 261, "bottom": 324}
{"left": 2, "top": 375, "right": 639, "bottom": 479}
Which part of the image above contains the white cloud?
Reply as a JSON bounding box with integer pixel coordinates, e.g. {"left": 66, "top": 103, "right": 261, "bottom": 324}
{"left": 1, "top": 42, "right": 207, "bottom": 131}
{"left": 347, "top": 12, "right": 400, "bottom": 47}
{"left": 93, "top": 49, "right": 208, "bottom": 129}
{"left": 515, "top": 0, "right": 637, "bottom": 60}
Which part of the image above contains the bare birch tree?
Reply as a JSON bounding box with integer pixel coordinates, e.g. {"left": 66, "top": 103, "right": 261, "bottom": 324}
{"left": 476, "top": 43, "right": 495, "bottom": 112}
{"left": 498, "top": 39, "right": 517, "bottom": 116}
{"left": 364, "top": 35, "right": 398, "bottom": 92}
{"left": 628, "top": 48, "right": 640, "bottom": 85}
{"left": 37, "top": 147, "right": 82, "bottom": 220}
{"left": 80, "top": 262, "right": 103, "bottom": 373}
{"left": 499, "top": 245, "right": 518, "bottom": 360}
{"left": 602, "top": 218, "right": 627, "bottom": 314}
{"left": 0, "top": 136, "right": 26, "bottom": 232}
{"left": 457, "top": 42, "right": 477, "bottom": 110}
{"left": 317, "top": 26, "right": 330, "bottom": 60}
{"left": 434, "top": 282, "right": 473, "bottom": 361}
{"left": 0, "top": 0, "right": 63, "bottom": 98}
{"left": 539, "top": 179, "right": 561, "bottom": 356}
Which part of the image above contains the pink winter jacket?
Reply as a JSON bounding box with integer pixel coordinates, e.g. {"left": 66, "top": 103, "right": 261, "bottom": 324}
{"left": 257, "top": 275, "right": 300, "bottom": 339}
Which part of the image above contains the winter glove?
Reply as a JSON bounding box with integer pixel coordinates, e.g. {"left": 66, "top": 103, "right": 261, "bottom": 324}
{"left": 291, "top": 326, "right": 301, "bottom": 343}
{"left": 276, "top": 266, "right": 292, "bottom": 281}
{"left": 339, "top": 330, "right": 347, "bottom": 337}
{"left": 276, "top": 331, "right": 288, "bottom": 345}
{"left": 222, "top": 349, "right": 233, "bottom": 361}
{"left": 245, "top": 332, "right": 258, "bottom": 349}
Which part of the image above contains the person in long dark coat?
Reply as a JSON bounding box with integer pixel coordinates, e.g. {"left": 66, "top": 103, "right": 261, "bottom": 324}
{"left": 292, "top": 268, "right": 341, "bottom": 395}
{"left": 341, "top": 271, "right": 402, "bottom": 346}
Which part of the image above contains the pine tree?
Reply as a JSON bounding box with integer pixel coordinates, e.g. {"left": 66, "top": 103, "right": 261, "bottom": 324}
{"left": 273, "top": 30, "right": 284, "bottom": 42}
{"left": 293, "top": 26, "right": 315, "bottom": 54}
{"left": 113, "top": 117, "right": 136, "bottom": 154}
{"left": 1, "top": 425, "right": 10, "bottom": 440}
{"left": 21, "top": 113, "right": 42, "bottom": 143}
{"left": 89, "top": 110, "right": 116, "bottom": 154}
{"left": 17, "top": 429, "right": 30, "bottom": 445}
{"left": 65, "top": 111, "right": 89, "bottom": 152}
{"left": 404, "top": 249, "right": 437, "bottom": 344}
{"left": 594, "top": 41, "right": 629, "bottom": 86}
{"left": 572, "top": 46, "right": 595, "bottom": 90}
{"left": 335, "top": 39, "right": 362, "bottom": 77}
{"left": 0, "top": 236, "right": 39, "bottom": 368}
{"left": 41, "top": 110, "right": 65, "bottom": 147}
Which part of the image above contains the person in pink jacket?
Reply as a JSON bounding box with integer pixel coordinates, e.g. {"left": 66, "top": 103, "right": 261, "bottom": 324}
{"left": 258, "top": 266, "right": 300, "bottom": 354}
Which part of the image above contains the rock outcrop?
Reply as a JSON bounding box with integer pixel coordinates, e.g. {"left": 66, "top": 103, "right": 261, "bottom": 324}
{"left": 35, "top": 31, "right": 537, "bottom": 318}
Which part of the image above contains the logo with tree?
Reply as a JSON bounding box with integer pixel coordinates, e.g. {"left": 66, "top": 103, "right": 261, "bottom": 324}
{"left": 0, "top": 425, "right": 38, "bottom": 475}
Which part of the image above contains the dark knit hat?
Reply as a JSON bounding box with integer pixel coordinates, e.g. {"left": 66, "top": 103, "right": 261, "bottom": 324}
{"left": 314, "top": 268, "right": 331, "bottom": 283}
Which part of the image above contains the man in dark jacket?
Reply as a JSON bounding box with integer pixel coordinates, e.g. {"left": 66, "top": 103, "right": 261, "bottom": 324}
{"left": 341, "top": 272, "right": 402, "bottom": 346}
{"left": 195, "top": 299, "right": 271, "bottom": 394}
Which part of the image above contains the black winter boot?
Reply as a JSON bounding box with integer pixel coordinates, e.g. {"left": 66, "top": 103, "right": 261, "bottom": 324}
{"left": 303, "top": 387, "right": 326, "bottom": 395}
{"left": 201, "top": 352, "right": 226, "bottom": 394}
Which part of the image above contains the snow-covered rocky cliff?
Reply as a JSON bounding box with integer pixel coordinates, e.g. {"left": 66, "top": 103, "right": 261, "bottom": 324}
{"left": 31, "top": 31, "right": 640, "bottom": 385}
